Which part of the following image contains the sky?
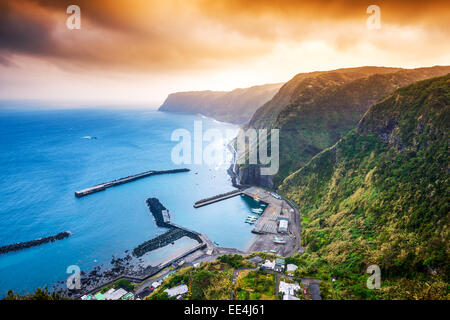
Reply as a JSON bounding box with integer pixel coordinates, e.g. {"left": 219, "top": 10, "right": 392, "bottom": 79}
{"left": 0, "top": 0, "right": 449, "bottom": 107}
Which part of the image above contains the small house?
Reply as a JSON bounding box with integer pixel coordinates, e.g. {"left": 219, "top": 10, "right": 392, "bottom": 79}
{"left": 274, "top": 257, "right": 285, "bottom": 272}
{"left": 249, "top": 256, "right": 264, "bottom": 266}
{"left": 261, "top": 259, "right": 275, "bottom": 270}
{"left": 279, "top": 280, "right": 300, "bottom": 300}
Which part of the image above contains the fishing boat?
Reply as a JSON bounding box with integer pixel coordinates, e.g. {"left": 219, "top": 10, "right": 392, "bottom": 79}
{"left": 273, "top": 236, "right": 287, "bottom": 244}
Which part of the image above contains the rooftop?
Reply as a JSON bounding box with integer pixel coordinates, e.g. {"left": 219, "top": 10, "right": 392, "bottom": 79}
{"left": 287, "top": 264, "right": 298, "bottom": 272}
{"left": 279, "top": 280, "right": 300, "bottom": 297}
{"left": 164, "top": 284, "right": 188, "bottom": 297}
{"left": 249, "top": 256, "right": 264, "bottom": 264}
{"left": 104, "top": 288, "right": 128, "bottom": 300}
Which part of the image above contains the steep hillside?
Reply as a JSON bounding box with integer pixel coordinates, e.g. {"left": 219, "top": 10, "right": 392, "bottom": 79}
{"left": 242, "top": 66, "right": 450, "bottom": 186}
{"left": 279, "top": 75, "right": 449, "bottom": 299}
{"left": 159, "top": 83, "right": 283, "bottom": 124}
{"left": 247, "top": 66, "right": 402, "bottom": 130}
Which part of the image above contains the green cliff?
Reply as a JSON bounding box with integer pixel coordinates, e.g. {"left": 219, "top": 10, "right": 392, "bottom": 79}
{"left": 279, "top": 75, "right": 449, "bottom": 299}
{"left": 244, "top": 66, "right": 450, "bottom": 187}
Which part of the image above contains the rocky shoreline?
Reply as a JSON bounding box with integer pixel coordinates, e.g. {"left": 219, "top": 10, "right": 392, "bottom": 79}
{"left": 62, "top": 197, "right": 205, "bottom": 298}
{"left": 0, "top": 231, "right": 71, "bottom": 255}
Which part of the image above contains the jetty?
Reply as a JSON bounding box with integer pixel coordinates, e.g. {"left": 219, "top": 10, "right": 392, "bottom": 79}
{"left": 75, "top": 168, "right": 190, "bottom": 197}
{"left": 0, "top": 231, "right": 71, "bottom": 255}
{"left": 133, "top": 198, "right": 204, "bottom": 257}
{"left": 193, "top": 189, "right": 243, "bottom": 208}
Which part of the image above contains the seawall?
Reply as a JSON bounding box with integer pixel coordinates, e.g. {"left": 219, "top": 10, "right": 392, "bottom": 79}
{"left": 0, "top": 232, "right": 71, "bottom": 255}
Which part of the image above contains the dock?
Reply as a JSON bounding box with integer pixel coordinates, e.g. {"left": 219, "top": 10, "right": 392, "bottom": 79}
{"left": 193, "top": 189, "right": 243, "bottom": 208}
{"left": 75, "top": 168, "right": 190, "bottom": 197}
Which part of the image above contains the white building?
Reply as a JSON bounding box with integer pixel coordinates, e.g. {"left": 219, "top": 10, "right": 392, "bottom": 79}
{"left": 261, "top": 260, "right": 275, "bottom": 270}
{"left": 278, "top": 219, "right": 289, "bottom": 233}
{"left": 286, "top": 264, "right": 298, "bottom": 273}
{"left": 279, "top": 280, "right": 300, "bottom": 300}
{"left": 151, "top": 281, "right": 161, "bottom": 289}
{"left": 162, "top": 210, "right": 170, "bottom": 223}
{"left": 164, "top": 284, "right": 188, "bottom": 298}
{"left": 103, "top": 288, "right": 128, "bottom": 300}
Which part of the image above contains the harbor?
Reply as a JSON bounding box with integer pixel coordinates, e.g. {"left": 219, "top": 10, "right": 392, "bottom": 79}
{"left": 74, "top": 168, "right": 190, "bottom": 197}
{"left": 192, "top": 186, "right": 301, "bottom": 257}
{"left": 70, "top": 186, "right": 301, "bottom": 299}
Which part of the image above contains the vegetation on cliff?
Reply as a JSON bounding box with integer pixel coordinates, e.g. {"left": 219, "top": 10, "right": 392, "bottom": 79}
{"left": 278, "top": 75, "right": 450, "bottom": 299}
{"left": 245, "top": 66, "right": 450, "bottom": 186}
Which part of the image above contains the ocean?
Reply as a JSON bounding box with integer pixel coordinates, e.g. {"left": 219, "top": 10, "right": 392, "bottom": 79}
{"left": 0, "top": 108, "right": 263, "bottom": 295}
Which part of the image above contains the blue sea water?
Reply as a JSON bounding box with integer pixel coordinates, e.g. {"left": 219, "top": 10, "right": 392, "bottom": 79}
{"left": 0, "top": 108, "right": 262, "bottom": 295}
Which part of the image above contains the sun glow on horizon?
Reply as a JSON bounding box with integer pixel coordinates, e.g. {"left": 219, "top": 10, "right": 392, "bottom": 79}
{"left": 0, "top": 0, "right": 449, "bottom": 105}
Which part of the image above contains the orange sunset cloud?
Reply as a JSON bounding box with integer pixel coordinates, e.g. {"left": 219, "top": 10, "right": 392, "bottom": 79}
{"left": 0, "top": 0, "right": 449, "bottom": 105}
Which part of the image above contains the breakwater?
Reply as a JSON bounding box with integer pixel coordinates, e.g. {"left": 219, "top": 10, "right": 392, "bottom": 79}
{"left": 133, "top": 198, "right": 203, "bottom": 257}
{"left": 133, "top": 228, "right": 199, "bottom": 257}
{"left": 193, "top": 189, "right": 243, "bottom": 208}
{"left": 75, "top": 168, "right": 190, "bottom": 197}
{"left": 146, "top": 197, "right": 173, "bottom": 228}
{"left": 0, "top": 232, "right": 71, "bottom": 255}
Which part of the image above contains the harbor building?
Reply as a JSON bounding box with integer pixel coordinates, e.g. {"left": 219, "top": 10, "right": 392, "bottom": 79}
{"left": 278, "top": 217, "right": 289, "bottom": 233}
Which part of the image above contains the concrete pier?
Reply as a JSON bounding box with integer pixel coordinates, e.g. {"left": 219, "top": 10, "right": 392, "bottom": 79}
{"left": 75, "top": 168, "right": 190, "bottom": 197}
{"left": 193, "top": 189, "right": 243, "bottom": 208}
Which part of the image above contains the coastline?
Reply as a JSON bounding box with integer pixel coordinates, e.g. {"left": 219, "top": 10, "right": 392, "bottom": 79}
{"left": 65, "top": 116, "right": 253, "bottom": 298}
{"left": 1, "top": 109, "right": 298, "bottom": 299}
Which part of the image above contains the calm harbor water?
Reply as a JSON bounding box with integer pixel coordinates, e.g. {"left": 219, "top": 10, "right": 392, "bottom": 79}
{"left": 0, "top": 108, "right": 264, "bottom": 295}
